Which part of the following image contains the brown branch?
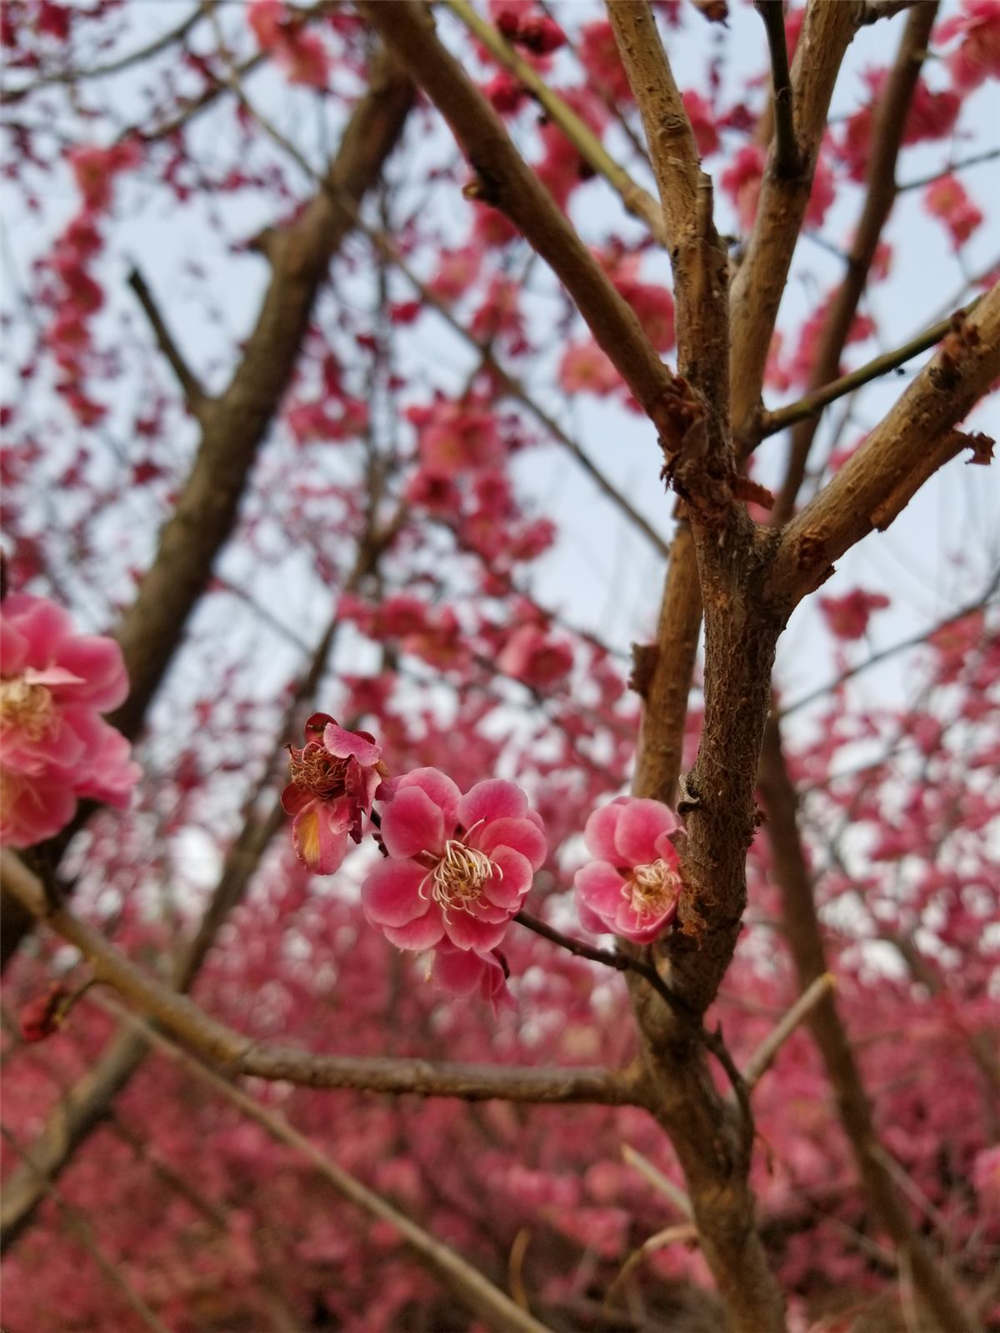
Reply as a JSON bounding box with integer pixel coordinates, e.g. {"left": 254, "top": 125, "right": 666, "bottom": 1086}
{"left": 771, "top": 2, "right": 940, "bottom": 522}
{"left": 730, "top": 0, "right": 861, "bottom": 441}
{"left": 743, "top": 972, "right": 834, "bottom": 1091}
{"left": 96, "top": 998, "right": 556, "bottom": 1333}
{"left": 770, "top": 280, "right": 1000, "bottom": 607}
{"left": 356, "top": 2, "right": 683, "bottom": 439}
{"left": 758, "top": 715, "right": 983, "bottom": 1333}
{"left": 443, "top": 0, "right": 666, "bottom": 245}
{"left": 754, "top": 1, "right": 800, "bottom": 178}
{"left": 605, "top": 1, "right": 701, "bottom": 252}
{"left": 759, "top": 300, "right": 979, "bottom": 439}
{"left": 127, "top": 267, "right": 209, "bottom": 418}
{"left": 0, "top": 853, "right": 641, "bottom": 1113}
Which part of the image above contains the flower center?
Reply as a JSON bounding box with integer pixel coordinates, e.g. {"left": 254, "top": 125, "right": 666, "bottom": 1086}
{"left": 422, "top": 838, "right": 500, "bottom": 919}
{"left": 624, "top": 859, "right": 678, "bottom": 920}
{"left": 0, "top": 677, "right": 56, "bottom": 741}
{"left": 287, "top": 743, "right": 348, "bottom": 798}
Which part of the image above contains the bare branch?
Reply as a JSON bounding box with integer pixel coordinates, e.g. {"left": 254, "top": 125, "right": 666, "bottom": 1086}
{"left": 605, "top": 0, "right": 702, "bottom": 252}
{"left": 759, "top": 299, "right": 979, "bottom": 439}
{"left": 771, "top": 2, "right": 940, "bottom": 521}
{"left": 356, "top": 2, "right": 685, "bottom": 443}
{"left": 96, "top": 999, "right": 557, "bottom": 1333}
{"left": 0, "top": 853, "right": 641, "bottom": 1111}
{"left": 743, "top": 973, "right": 835, "bottom": 1091}
{"left": 127, "top": 267, "right": 209, "bottom": 418}
{"left": 770, "top": 281, "right": 1000, "bottom": 607}
{"left": 754, "top": 1, "right": 799, "bottom": 178}
{"left": 730, "top": 1, "right": 861, "bottom": 439}
{"left": 444, "top": 0, "right": 666, "bottom": 244}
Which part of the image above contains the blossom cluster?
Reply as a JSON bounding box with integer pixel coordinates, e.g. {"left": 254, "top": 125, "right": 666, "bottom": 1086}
{"left": 1, "top": 594, "right": 140, "bottom": 847}
{"left": 282, "top": 716, "right": 685, "bottom": 1008}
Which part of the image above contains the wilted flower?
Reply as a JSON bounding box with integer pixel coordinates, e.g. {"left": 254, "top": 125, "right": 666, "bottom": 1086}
{"left": 574, "top": 797, "right": 683, "bottom": 943}
{"left": 362, "top": 768, "right": 546, "bottom": 953}
{"left": 282, "top": 713, "right": 386, "bottom": 874}
{"left": 1, "top": 593, "right": 140, "bottom": 847}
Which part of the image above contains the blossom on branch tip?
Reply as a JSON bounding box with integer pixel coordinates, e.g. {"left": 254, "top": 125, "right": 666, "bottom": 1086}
{"left": 362, "top": 769, "right": 546, "bottom": 953}
{"left": 574, "top": 797, "right": 683, "bottom": 944}
{"left": 282, "top": 714, "right": 386, "bottom": 874}
{"left": 1, "top": 593, "right": 140, "bottom": 848}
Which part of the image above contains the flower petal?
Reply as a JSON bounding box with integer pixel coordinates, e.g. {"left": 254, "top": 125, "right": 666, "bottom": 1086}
{"left": 382, "top": 909, "right": 444, "bottom": 951}
{"left": 483, "top": 846, "right": 533, "bottom": 908}
{"left": 292, "top": 801, "right": 350, "bottom": 875}
{"left": 583, "top": 799, "right": 627, "bottom": 861}
{"left": 323, "top": 722, "right": 380, "bottom": 766}
{"left": 395, "top": 767, "right": 462, "bottom": 827}
{"left": 475, "top": 816, "right": 547, "bottom": 870}
{"left": 362, "top": 859, "right": 429, "bottom": 926}
{"left": 613, "top": 798, "right": 677, "bottom": 866}
{"left": 381, "top": 785, "right": 445, "bottom": 858}
{"left": 457, "top": 779, "right": 527, "bottom": 831}
{"left": 574, "top": 861, "right": 626, "bottom": 922}
{"left": 444, "top": 908, "right": 511, "bottom": 952}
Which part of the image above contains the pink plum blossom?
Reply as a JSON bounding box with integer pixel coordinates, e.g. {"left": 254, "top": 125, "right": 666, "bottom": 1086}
{"left": 574, "top": 797, "right": 683, "bottom": 943}
{"left": 431, "top": 941, "right": 514, "bottom": 1011}
{"left": 362, "top": 769, "right": 546, "bottom": 953}
{"left": 498, "top": 624, "right": 573, "bottom": 688}
{"left": 1, "top": 593, "right": 140, "bottom": 847}
{"left": 819, "top": 588, "right": 890, "bottom": 640}
{"left": 282, "top": 713, "right": 386, "bottom": 874}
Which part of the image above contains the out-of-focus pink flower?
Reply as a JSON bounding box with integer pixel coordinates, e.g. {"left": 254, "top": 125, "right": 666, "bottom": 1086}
{"left": 682, "top": 90, "right": 719, "bottom": 158}
{"left": 498, "top": 624, "right": 573, "bottom": 688}
{"left": 247, "top": 0, "right": 329, "bottom": 87}
{"left": 282, "top": 713, "right": 386, "bottom": 874}
{"left": 1, "top": 593, "right": 140, "bottom": 848}
{"left": 558, "top": 340, "right": 620, "bottom": 395}
{"left": 362, "top": 769, "right": 546, "bottom": 953}
{"left": 937, "top": 0, "right": 1000, "bottom": 90}
{"left": 579, "top": 20, "right": 633, "bottom": 100}
{"left": 721, "top": 144, "right": 765, "bottom": 233}
{"left": 924, "top": 176, "right": 984, "bottom": 249}
{"left": 819, "top": 588, "right": 890, "bottom": 640}
{"left": 415, "top": 399, "right": 503, "bottom": 479}
{"left": 574, "top": 797, "right": 682, "bottom": 943}
{"left": 431, "top": 941, "right": 514, "bottom": 1011}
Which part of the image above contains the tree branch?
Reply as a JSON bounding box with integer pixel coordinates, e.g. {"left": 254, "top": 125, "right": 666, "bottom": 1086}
{"left": 758, "top": 715, "right": 983, "bottom": 1333}
{"left": 743, "top": 972, "right": 834, "bottom": 1091}
{"left": 0, "top": 853, "right": 641, "bottom": 1113}
{"left": 443, "top": 0, "right": 666, "bottom": 245}
{"left": 759, "top": 299, "right": 978, "bottom": 439}
{"left": 770, "top": 280, "right": 1000, "bottom": 607}
{"left": 95, "top": 998, "right": 556, "bottom": 1333}
{"left": 754, "top": 1, "right": 799, "bottom": 178}
{"left": 127, "top": 267, "right": 209, "bottom": 418}
{"left": 770, "top": 2, "right": 940, "bottom": 521}
{"left": 356, "top": 2, "right": 686, "bottom": 445}
{"left": 730, "top": 0, "right": 861, "bottom": 441}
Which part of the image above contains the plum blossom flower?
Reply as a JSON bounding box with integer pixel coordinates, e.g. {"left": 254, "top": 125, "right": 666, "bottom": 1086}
{"left": 498, "top": 624, "right": 573, "bottom": 687}
{"left": 937, "top": 0, "right": 1000, "bottom": 90}
{"left": 362, "top": 769, "right": 546, "bottom": 953}
{"left": 924, "top": 176, "right": 984, "bottom": 249}
{"left": 819, "top": 588, "right": 890, "bottom": 641}
{"left": 1, "top": 593, "right": 140, "bottom": 848}
{"left": 574, "top": 797, "right": 683, "bottom": 943}
{"left": 282, "top": 714, "right": 386, "bottom": 874}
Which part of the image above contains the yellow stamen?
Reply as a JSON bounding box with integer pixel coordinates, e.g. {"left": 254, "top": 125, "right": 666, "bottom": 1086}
{"left": 420, "top": 838, "right": 501, "bottom": 919}
{"left": 624, "top": 859, "right": 678, "bottom": 920}
{"left": 0, "top": 677, "right": 56, "bottom": 741}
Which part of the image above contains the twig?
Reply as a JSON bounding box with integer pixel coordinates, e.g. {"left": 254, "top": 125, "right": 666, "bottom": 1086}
{"left": 442, "top": 0, "right": 666, "bottom": 245}
{"left": 758, "top": 300, "right": 980, "bottom": 438}
{"left": 94, "top": 997, "right": 556, "bottom": 1333}
{"left": 128, "top": 267, "right": 209, "bottom": 418}
{"left": 779, "top": 569, "right": 1000, "bottom": 718}
{"left": 1, "top": 852, "right": 640, "bottom": 1109}
{"left": 770, "top": 280, "right": 1000, "bottom": 607}
{"left": 754, "top": 1, "right": 799, "bottom": 177}
{"left": 743, "top": 973, "right": 835, "bottom": 1091}
{"left": 603, "top": 1223, "right": 699, "bottom": 1309}
{"left": 769, "top": 2, "right": 939, "bottom": 519}
{"left": 898, "top": 148, "right": 1000, "bottom": 193}
{"left": 620, "top": 1144, "right": 693, "bottom": 1217}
